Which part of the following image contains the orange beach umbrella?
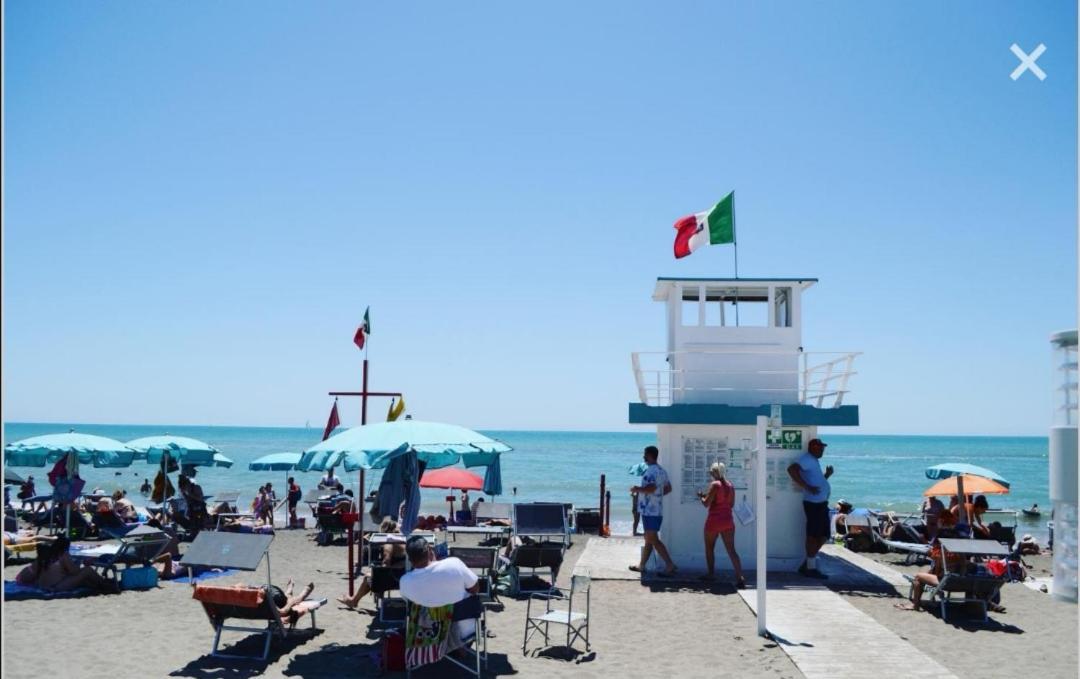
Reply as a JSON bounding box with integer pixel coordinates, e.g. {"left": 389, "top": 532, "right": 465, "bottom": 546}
{"left": 923, "top": 474, "right": 1009, "bottom": 497}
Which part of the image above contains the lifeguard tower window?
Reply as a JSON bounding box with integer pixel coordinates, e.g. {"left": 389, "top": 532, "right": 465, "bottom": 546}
{"left": 774, "top": 287, "right": 792, "bottom": 328}
{"left": 680, "top": 286, "right": 770, "bottom": 327}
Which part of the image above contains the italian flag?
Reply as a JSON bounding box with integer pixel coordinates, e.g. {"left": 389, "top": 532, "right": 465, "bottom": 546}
{"left": 673, "top": 192, "right": 735, "bottom": 259}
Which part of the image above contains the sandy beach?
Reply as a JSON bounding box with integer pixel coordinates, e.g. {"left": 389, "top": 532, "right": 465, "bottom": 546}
{"left": 5, "top": 526, "right": 1077, "bottom": 678}
{"left": 2, "top": 528, "right": 800, "bottom": 679}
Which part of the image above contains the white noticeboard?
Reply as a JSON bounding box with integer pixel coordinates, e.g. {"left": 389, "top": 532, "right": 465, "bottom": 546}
{"left": 680, "top": 436, "right": 753, "bottom": 504}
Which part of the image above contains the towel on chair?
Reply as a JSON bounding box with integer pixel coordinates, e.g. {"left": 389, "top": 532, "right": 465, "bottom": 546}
{"left": 405, "top": 603, "right": 453, "bottom": 669}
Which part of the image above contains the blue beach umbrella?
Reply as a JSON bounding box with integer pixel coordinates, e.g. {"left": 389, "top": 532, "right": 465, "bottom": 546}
{"left": 5, "top": 432, "right": 135, "bottom": 468}
{"left": 628, "top": 462, "right": 648, "bottom": 476}
{"left": 249, "top": 452, "right": 301, "bottom": 490}
{"left": 249, "top": 452, "right": 302, "bottom": 472}
{"left": 300, "top": 420, "right": 512, "bottom": 472}
{"left": 127, "top": 436, "right": 221, "bottom": 466}
{"left": 925, "top": 463, "right": 1010, "bottom": 489}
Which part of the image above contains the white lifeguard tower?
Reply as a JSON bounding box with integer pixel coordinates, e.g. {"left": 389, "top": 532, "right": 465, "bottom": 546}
{"left": 629, "top": 277, "right": 860, "bottom": 572}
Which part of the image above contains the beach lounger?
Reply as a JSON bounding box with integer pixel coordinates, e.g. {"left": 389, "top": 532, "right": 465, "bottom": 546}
{"left": 182, "top": 531, "right": 325, "bottom": 660}
{"left": 881, "top": 538, "right": 931, "bottom": 565}
{"left": 91, "top": 512, "right": 139, "bottom": 540}
{"left": 474, "top": 502, "right": 513, "bottom": 525}
{"left": 513, "top": 503, "right": 571, "bottom": 546}
{"left": 446, "top": 524, "right": 512, "bottom": 542}
{"left": 506, "top": 542, "right": 564, "bottom": 596}
{"left": 193, "top": 584, "right": 324, "bottom": 660}
{"left": 74, "top": 525, "right": 172, "bottom": 582}
{"left": 403, "top": 594, "right": 487, "bottom": 678}
{"left": 928, "top": 538, "right": 1010, "bottom": 622}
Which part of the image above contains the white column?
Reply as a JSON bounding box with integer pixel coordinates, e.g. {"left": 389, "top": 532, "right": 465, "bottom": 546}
{"left": 755, "top": 415, "right": 768, "bottom": 637}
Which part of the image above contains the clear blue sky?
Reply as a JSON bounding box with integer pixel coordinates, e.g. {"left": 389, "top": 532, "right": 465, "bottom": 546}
{"left": 3, "top": 1, "right": 1076, "bottom": 435}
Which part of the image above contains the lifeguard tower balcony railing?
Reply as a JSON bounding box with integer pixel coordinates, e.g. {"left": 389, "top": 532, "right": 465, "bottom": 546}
{"left": 631, "top": 350, "right": 861, "bottom": 409}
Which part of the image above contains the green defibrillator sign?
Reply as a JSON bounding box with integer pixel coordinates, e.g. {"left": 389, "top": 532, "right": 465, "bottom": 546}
{"left": 766, "top": 429, "right": 803, "bottom": 450}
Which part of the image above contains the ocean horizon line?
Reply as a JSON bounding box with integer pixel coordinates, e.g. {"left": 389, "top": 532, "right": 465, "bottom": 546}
{"left": 2, "top": 420, "right": 1050, "bottom": 440}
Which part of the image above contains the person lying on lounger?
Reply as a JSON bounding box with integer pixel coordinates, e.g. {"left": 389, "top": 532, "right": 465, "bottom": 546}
{"left": 270, "top": 579, "right": 318, "bottom": 626}
{"left": 337, "top": 517, "right": 406, "bottom": 609}
{"left": 4, "top": 530, "right": 56, "bottom": 547}
{"left": 15, "top": 536, "right": 119, "bottom": 594}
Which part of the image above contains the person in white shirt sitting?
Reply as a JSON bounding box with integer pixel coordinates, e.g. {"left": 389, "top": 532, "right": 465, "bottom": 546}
{"left": 399, "top": 535, "right": 479, "bottom": 650}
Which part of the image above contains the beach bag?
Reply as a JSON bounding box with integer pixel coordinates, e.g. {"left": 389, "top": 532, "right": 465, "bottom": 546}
{"left": 121, "top": 566, "right": 159, "bottom": 590}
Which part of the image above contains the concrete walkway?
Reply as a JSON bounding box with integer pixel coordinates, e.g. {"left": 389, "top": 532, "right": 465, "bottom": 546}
{"left": 736, "top": 546, "right": 957, "bottom": 679}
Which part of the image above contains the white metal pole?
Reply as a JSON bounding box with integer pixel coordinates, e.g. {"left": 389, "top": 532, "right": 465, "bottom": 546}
{"left": 755, "top": 415, "right": 768, "bottom": 637}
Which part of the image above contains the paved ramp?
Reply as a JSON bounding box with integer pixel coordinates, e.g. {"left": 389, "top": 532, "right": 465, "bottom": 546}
{"left": 738, "top": 587, "right": 956, "bottom": 679}
{"left": 572, "top": 536, "right": 644, "bottom": 580}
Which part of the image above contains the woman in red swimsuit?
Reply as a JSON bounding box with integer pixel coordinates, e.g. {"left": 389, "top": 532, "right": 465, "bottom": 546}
{"left": 697, "top": 462, "right": 746, "bottom": 588}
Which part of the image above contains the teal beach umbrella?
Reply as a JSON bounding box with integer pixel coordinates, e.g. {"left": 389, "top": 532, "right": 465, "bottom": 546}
{"left": 249, "top": 452, "right": 302, "bottom": 472}
{"left": 3, "top": 432, "right": 131, "bottom": 533}
{"left": 5, "top": 432, "right": 135, "bottom": 468}
{"left": 925, "top": 463, "right": 1009, "bottom": 488}
{"left": 300, "top": 420, "right": 511, "bottom": 472}
{"left": 249, "top": 452, "right": 301, "bottom": 490}
{"left": 127, "top": 436, "right": 221, "bottom": 466}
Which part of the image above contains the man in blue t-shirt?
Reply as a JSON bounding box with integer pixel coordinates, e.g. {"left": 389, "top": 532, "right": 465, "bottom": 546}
{"left": 787, "top": 438, "right": 834, "bottom": 579}
{"left": 629, "top": 446, "right": 677, "bottom": 576}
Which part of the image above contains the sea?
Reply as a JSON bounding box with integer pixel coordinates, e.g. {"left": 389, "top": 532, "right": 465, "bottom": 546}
{"left": 3, "top": 423, "right": 1053, "bottom": 541}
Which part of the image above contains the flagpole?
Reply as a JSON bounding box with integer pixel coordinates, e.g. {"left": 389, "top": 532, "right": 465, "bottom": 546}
{"left": 732, "top": 192, "right": 740, "bottom": 326}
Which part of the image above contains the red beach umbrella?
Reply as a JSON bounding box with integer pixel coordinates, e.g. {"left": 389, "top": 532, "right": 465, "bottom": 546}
{"left": 419, "top": 467, "right": 484, "bottom": 491}
{"left": 420, "top": 467, "right": 484, "bottom": 521}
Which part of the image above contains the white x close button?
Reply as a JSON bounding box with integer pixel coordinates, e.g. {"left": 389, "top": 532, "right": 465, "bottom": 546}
{"left": 1010, "top": 43, "right": 1047, "bottom": 81}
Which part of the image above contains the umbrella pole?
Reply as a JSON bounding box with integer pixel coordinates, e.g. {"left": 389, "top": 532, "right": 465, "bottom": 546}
{"left": 957, "top": 477, "right": 970, "bottom": 536}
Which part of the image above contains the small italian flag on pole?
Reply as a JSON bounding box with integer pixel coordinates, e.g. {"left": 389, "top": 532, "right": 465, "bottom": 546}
{"left": 673, "top": 191, "right": 735, "bottom": 259}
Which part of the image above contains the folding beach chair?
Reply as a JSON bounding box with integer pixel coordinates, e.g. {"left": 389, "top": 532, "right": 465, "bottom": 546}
{"left": 449, "top": 546, "right": 499, "bottom": 604}
{"left": 403, "top": 594, "right": 487, "bottom": 678}
{"left": 523, "top": 573, "right": 591, "bottom": 655}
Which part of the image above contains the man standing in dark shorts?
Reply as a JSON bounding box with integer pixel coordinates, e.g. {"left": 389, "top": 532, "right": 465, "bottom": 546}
{"left": 787, "top": 438, "right": 833, "bottom": 579}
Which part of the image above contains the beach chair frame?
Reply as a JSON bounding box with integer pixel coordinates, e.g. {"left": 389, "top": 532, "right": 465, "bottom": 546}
{"left": 198, "top": 585, "right": 320, "bottom": 661}
{"left": 523, "top": 573, "right": 591, "bottom": 655}
{"left": 403, "top": 594, "right": 487, "bottom": 678}
{"left": 449, "top": 546, "right": 500, "bottom": 604}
